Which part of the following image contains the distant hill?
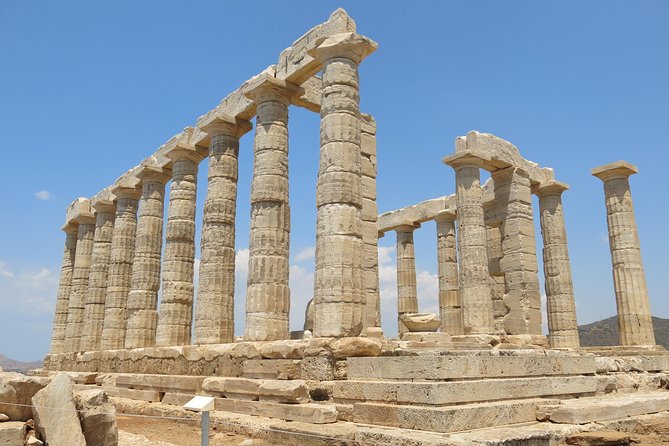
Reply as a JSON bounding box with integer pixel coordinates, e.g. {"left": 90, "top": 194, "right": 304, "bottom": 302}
{"left": 0, "top": 354, "right": 43, "bottom": 374}
{"left": 579, "top": 316, "right": 669, "bottom": 349}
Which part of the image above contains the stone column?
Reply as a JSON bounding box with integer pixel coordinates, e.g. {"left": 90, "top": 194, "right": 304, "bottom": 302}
{"left": 80, "top": 195, "right": 116, "bottom": 351}
{"left": 49, "top": 222, "right": 78, "bottom": 354}
{"left": 493, "top": 167, "right": 542, "bottom": 336}
{"left": 100, "top": 185, "right": 140, "bottom": 350}
{"left": 243, "top": 77, "right": 300, "bottom": 341}
{"left": 309, "top": 32, "right": 378, "bottom": 338}
{"left": 434, "top": 210, "right": 462, "bottom": 335}
{"left": 396, "top": 223, "right": 419, "bottom": 336}
{"left": 361, "top": 114, "right": 382, "bottom": 337}
{"left": 194, "top": 116, "right": 251, "bottom": 344}
{"left": 63, "top": 212, "right": 96, "bottom": 352}
{"left": 156, "top": 145, "right": 206, "bottom": 347}
{"left": 536, "top": 181, "right": 580, "bottom": 348}
{"left": 125, "top": 166, "right": 171, "bottom": 349}
{"left": 443, "top": 151, "right": 494, "bottom": 335}
{"left": 592, "top": 161, "right": 655, "bottom": 346}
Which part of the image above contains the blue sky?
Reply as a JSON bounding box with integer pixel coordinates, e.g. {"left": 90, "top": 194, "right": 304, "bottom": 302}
{"left": 1, "top": 1, "right": 667, "bottom": 361}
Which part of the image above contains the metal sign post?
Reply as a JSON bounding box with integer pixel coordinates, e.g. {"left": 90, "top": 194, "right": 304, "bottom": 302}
{"left": 183, "top": 395, "right": 215, "bottom": 446}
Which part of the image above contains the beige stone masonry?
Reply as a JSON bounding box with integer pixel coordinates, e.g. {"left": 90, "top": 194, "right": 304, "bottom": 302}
{"left": 100, "top": 184, "right": 141, "bottom": 350}
{"left": 493, "top": 167, "right": 541, "bottom": 336}
{"left": 536, "top": 180, "right": 579, "bottom": 348}
{"left": 157, "top": 142, "right": 208, "bottom": 347}
{"left": 592, "top": 161, "right": 655, "bottom": 346}
{"left": 80, "top": 193, "right": 116, "bottom": 352}
{"left": 125, "top": 164, "right": 172, "bottom": 349}
{"left": 64, "top": 209, "right": 96, "bottom": 352}
{"left": 244, "top": 76, "right": 302, "bottom": 342}
{"left": 378, "top": 195, "right": 455, "bottom": 235}
{"left": 395, "top": 222, "right": 420, "bottom": 336}
{"left": 194, "top": 116, "right": 252, "bottom": 345}
{"left": 310, "top": 32, "right": 378, "bottom": 338}
{"left": 443, "top": 150, "right": 498, "bottom": 335}
{"left": 434, "top": 210, "right": 461, "bottom": 335}
{"left": 50, "top": 221, "right": 79, "bottom": 354}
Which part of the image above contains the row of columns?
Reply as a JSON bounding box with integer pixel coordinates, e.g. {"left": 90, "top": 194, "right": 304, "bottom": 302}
{"left": 50, "top": 32, "right": 380, "bottom": 354}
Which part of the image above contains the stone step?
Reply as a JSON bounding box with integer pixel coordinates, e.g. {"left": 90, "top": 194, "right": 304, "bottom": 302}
{"left": 334, "top": 375, "right": 597, "bottom": 405}
{"left": 347, "top": 354, "right": 596, "bottom": 380}
{"left": 353, "top": 398, "right": 556, "bottom": 433}
{"left": 114, "top": 373, "right": 206, "bottom": 393}
{"left": 546, "top": 391, "right": 669, "bottom": 424}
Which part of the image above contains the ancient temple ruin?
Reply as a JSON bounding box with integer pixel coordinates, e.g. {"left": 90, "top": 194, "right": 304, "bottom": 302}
{"left": 41, "top": 9, "right": 669, "bottom": 445}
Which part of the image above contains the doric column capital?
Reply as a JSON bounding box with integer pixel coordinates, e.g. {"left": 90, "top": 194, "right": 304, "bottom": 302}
{"left": 443, "top": 150, "right": 510, "bottom": 172}
{"left": 110, "top": 185, "right": 142, "bottom": 201}
{"left": 136, "top": 164, "right": 172, "bottom": 185}
{"left": 394, "top": 221, "right": 421, "bottom": 234}
{"left": 74, "top": 212, "right": 96, "bottom": 226}
{"left": 434, "top": 209, "right": 457, "bottom": 223}
{"left": 61, "top": 222, "right": 79, "bottom": 234}
{"left": 308, "top": 32, "right": 378, "bottom": 64}
{"left": 244, "top": 75, "right": 304, "bottom": 105}
{"left": 535, "top": 180, "right": 570, "bottom": 198}
{"left": 199, "top": 114, "right": 253, "bottom": 141}
{"left": 91, "top": 188, "right": 117, "bottom": 214}
{"left": 165, "top": 142, "right": 208, "bottom": 164}
{"left": 591, "top": 160, "right": 638, "bottom": 182}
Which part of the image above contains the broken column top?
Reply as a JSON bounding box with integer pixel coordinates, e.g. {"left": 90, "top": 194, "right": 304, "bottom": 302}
{"left": 591, "top": 160, "right": 639, "bottom": 181}
{"left": 308, "top": 32, "right": 378, "bottom": 64}
{"left": 535, "top": 180, "right": 570, "bottom": 197}
{"left": 64, "top": 197, "right": 91, "bottom": 227}
{"left": 433, "top": 209, "right": 457, "bottom": 223}
{"left": 90, "top": 188, "right": 116, "bottom": 212}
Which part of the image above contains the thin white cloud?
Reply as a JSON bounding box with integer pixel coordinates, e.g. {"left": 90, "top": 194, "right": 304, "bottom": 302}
{"left": 0, "top": 261, "right": 14, "bottom": 278}
{"left": 0, "top": 262, "right": 57, "bottom": 315}
{"left": 293, "top": 246, "right": 316, "bottom": 263}
{"left": 34, "top": 190, "right": 51, "bottom": 201}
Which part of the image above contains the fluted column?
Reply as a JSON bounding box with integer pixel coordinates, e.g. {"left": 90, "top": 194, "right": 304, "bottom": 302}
{"left": 309, "top": 32, "right": 378, "bottom": 338}
{"left": 443, "top": 150, "right": 494, "bottom": 335}
{"left": 125, "top": 167, "right": 171, "bottom": 349}
{"left": 434, "top": 210, "right": 462, "bottom": 335}
{"left": 194, "top": 117, "right": 251, "bottom": 344}
{"left": 493, "top": 167, "right": 542, "bottom": 336}
{"left": 80, "top": 197, "right": 116, "bottom": 351}
{"left": 361, "top": 114, "right": 382, "bottom": 336}
{"left": 49, "top": 222, "right": 79, "bottom": 354}
{"left": 396, "top": 223, "right": 419, "bottom": 336}
{"left": 63, "top": 212, "right": 96, "bottom": 352}
{"left": 536, "top": 181, "right": 579, "bottom": 348}
{"left": 592, "top": 161, "right": 655, "bottom": 346}
{"left": 156, "top": 145, "right": 206, "bottom": 347}
{"left": 100, "top": 186, "right": 140, "bottom": 350}
{"left": 243, "top": 77, "right": 300, "bottom": 341}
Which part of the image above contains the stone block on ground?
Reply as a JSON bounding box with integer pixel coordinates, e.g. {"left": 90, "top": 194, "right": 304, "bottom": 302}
{"left": 400, "top": 313, "right": 442, "bottom": 332}
{"left": 332, "top": 337, "right": 381, "bottom": 359}
{"left": 31, "top": 373, "right": 86, "bottom": 446}
{"left": 549, "top": 391, "right": 669, "bottom": 424}
{"left": 258, "top": 379, "right": 309, "bottom": 404}
{"left": 203, "top": 377, "right": 260, "bottom": 400}
{"left": 0, "top": 373, "right": 50, "bottom": 421}
{"left": 566, "top": 431, "right": 631, "bottom": 445}
{"left": 0, "top": 422, "right": 26, "bottom": 446}
{"left": 74, "top": 388, "right": 118, "bottom": 446}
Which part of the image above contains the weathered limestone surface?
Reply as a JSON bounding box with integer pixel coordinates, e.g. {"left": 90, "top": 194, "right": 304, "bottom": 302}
{"left": 64, "top": 212, "right": 96, "bottom": 352}
{"left": 493, "top": 167, "right": 541, "bottom": 336}
{"left": 378, "top": 196, "right": 455, "bottom": 234}
{"left": 592, "top": 161, "right": 655, "bottom": 346}
{"left": 32, "top": 374, "right": 87, "bottom": 446}
{"left": 549, "top": 391, "right": 669, "bottom": 424}
{"left": 360, "top": 114, "right": 381, "bottom": 334}
{"left": 80, "top": 195, "right": 116, "bottom": 352}
{"left": 125, "top": 166, "right": 171, "bottom": 349}
{"left": 244, "top": 77, "right": 299, "bottom": 342}
{"left": 100, "top": 186, "right": 141, "bottom": 350}
{"left": 396, "top": 224, "right": 419, "bottom": 336}
{"left": 443, "top": 150, "right": 494, "bottom": 335}
{"left": 0, "top": 422, "right": 26, "bottom": 445}
{"left": 194, "top": 117, "right": 251, "bottom": 345}
{"left": 0, "top": 373, "right": 49, "bottom": 421}
{"left": 311, "top": 33, "right": 377, "bottom": 338}
{"left": 49, "top": 222, "right": 78, "bottom": 354}
{"left": 536, "top": 181, "right": 579, "bottom": 348}
{"left": 434, "top": 210, "right": 461, "bottom": 335}
{"left": 74, "top": 388, "right": 118, "bottom": 446}
{"left": 157, "top": 144, "right": 207, "bottom": 347}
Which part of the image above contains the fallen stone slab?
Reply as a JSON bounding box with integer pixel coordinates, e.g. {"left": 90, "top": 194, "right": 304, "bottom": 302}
{"left": 549, "top": 391, "right": 669, "bottom": 424}
{"left": 214, "top": 398, "right": 337, "bottom": 424}
{"left": 0, "top": 373, "right": 50, "bottom": 421}
{"left": 203, "top": 377, "right": 260, "bottom": 400}
{"left": 32, "top": 373, "right": 86, "bottom": 446}
{"left": 258, "top": 379, "right": 309, "bottom": 404}
{"left": 75, "top": 388, "right": 118, "bottom": 446}
{"left": 0, "top": 421, "right": 26, "bottom": 446}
